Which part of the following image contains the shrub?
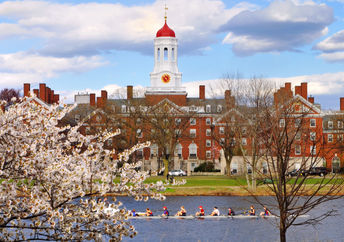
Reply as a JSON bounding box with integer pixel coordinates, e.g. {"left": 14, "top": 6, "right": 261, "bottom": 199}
{"left": 194, "top": 162, "right": 217, "bottom": 172}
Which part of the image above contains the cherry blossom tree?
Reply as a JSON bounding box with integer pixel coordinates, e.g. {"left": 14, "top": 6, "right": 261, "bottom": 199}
{"left": 0, "top": 96, "right": 167, "bottom": 241}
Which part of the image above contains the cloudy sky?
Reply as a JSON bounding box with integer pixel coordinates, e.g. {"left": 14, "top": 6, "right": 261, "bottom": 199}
{"left": 1, "top": 0, "right": 344, "bottom": 109}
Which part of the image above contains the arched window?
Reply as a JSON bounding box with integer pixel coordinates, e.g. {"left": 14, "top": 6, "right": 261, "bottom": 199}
{"left": 164, "top": 48, "right": 168, "bottom": 61}
{"left": 175, "top": 143, "right": 182, "bottom": 159}
{"left": 188, "top": 143, "right": 197, "bottom": 159}
{"left": 172, "top": 48, "right": 175, "bottom": 61}
{"left": 157, "top": 48, "right": 160, "bottom": 61}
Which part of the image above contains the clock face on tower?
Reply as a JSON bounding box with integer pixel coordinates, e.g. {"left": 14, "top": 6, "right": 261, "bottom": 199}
{"left": 161, "top": 73, "right": 171, "bottom": 84}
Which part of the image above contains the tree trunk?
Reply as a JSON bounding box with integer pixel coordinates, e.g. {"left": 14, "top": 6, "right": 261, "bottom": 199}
{"left": 163, "top": 158, "right": 169, "bottom": 177}
{"left": 279, "top": 212, "right": 287, "bottom": 242}
{"left": 226, "top": 158, "right": 231, "bottom": 176}
{"left": 251, "top": 170, "right": 256, "bottom": 192}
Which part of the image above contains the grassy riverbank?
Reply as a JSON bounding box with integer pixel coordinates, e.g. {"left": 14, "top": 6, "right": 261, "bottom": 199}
{"left": 143, "top": 175, "right": 344, "bottom": 196}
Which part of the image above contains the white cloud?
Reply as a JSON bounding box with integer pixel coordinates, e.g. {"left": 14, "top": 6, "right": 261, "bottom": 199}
{"left": 0, "top": 52, "right": 106, "bottom": 88}
{"left": 0, "top": 0, "right": 255, "bottom": 57}
{"left": 314, "top": 30, "right": 344, "bottom": 62}
{"left": 221, "top": 0, "right": 333, "bottom": 56}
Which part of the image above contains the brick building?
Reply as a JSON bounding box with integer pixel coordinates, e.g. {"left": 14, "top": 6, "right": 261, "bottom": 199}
{"left": 24, "top": 18, "right": 344, "bottom": 175}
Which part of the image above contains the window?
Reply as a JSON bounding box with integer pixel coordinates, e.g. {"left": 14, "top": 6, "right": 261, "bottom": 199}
{"left": 164, "top": 47, "right": 168, "bottom": 60}
{"left": 175, "top": 129, "right": 181, "bottom": 136}
{"left": 310, "top": 119, "right": 316, "bottom": 127}
{"left": 206, "top": 129, "right": 211, "bottom": 136}
{"left": 152, "top": 118, "right": 157, "bottom": 123}
{"left": 175, "top": 143, "right": 182, "bottom": 158}
{"left": 206, "top": 139, "right": 211, "bottom": 147}
{"left": 279, "top": 119, "right": 285, "bottom": 127}
{"left": 151, "top": 144, "right": 158, "bottom": 157}
{"left": 242, "top": 138, "right": 247, "bottom": 146}
{"left": 219, "top": 127, "right": 225, "bottom": 134}
{"left": 121, "top": 105, "right": 126, "bottom": 113}
{"left": 295, "top": 132, "right": 301, "bottom": 141}
{"left": 242, "top": 127, "right": 247, "bottom": 135}
{"left": 220, "top": 138, "right": 225, "bottom": 145}
{"left": 328, "top": 121, "right": 333, "bottom": 129}
{"left": 157, "top": 48, "right": 160, "bottom": 61}
{"left": 136, "top": 129, "right": 143, "bottom": 138}
{"left": 338, "top": 134, "right": 343, "bottom": 142}
{"left": 190, "top": 105, "right": 197, "bottom": 112}
{"left": 85, "top": 126, "right": 91, "bottom": 134}
{"left": 206, "top": 151, "right": 211, "bottom": 159}
{"left": 328, "top": 134, "right": 333, "bottom": 143}
{"left": 310, "top": 145, "right": 316, "bottom": 155}
{"left": 295, "top": 119, "right": 301, "bottom": 127}
{"left": 206, "top": 118, "right": 211, "bottom": 125}
{"left": 189, "top": 143, "right": 197, "bottom": 159}
{"left": 107, "top": 139, "right": 112, "bottom": 146}
{"left": 295, "top": 145, "right": 301, "bottom": 155}
{"left": 175, "top": 118, "right": 181, "bottom": 126}
{"left": 190, "top": 118, "right": 196, "bottom": 125}
{"left": 310, "top": 132, "right": 316, "bottom": 141}
{"left": 217, "top": 105, "right": 222, "bottom": 113}
{"left": 338, "top": 121, "right": 343, "bottom": 129}
{"left": 137, "top": 149, "right": 143, "bottom": 159}
{"left": 136, "top": 118, "right": 141, "bottom": 124}
{"left": 171, "top": 48, "right": 175, "bottom": 61}
{"left": 190, "top": 129, "right": 196, "bottom": 138}
{"left": 206, "top": 105, "right": 211, "bottom": 113}
{"left": 75, "top": 114, "right": 80, "bottom": 123}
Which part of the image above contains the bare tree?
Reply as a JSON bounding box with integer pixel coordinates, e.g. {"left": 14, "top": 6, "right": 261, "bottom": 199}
{"left": 253, "top": 90, "right": 344, "bottom": 242}
{"left": 0, "top": 88, "right": 20, "bottom": 106}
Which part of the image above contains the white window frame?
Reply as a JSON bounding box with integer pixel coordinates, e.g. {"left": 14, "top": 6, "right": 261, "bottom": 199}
{"left": 206, "top": 129, "right": 211, "bottom": 136}
{"left": 310, "top": 132, "right": 316, "bottom": 141}
{"left": 295, "top": 132, "right": 301, "bottom": 141}
{"left": 206, "top": 151, "right": 211, "bottom": 159}
{"left": 217, "top": 105, "right": 222, "bottom": 113}
{"left": 338, "top": 121, "right": 343, "bottom": 129}
{"left": 206, "top": 139, "right": 212, "bottom": 147}
{"left": 328, "top": 121, "right": 333, "bottom": 129}
{"left": 175, "top": 118, "right": 181, "bottom": 125}
{"left": 190, "top": 118, "right": 196, "bottom": 125}
{"left": 310, "top": 145, "right": 316, "bottom": 155}
{"left": 242, "top": 138, "right": 247, "bottom": 146}
{"left": 295, "top": 145, "right": 301, "bottom": 155}
{"left": 206, "top": 118, "right": 211, "bottom": 125}
{"left": 137, "top": 129, "right": 143, "bottom": 138}
{"left": 190, "top": 129, "right": 196, "bottom": 138}
{"left": 295, "top": 119, "right": 301, "bottom": 127}
{"left": 328, "top": 134, "right": 333, "bottom": 143}
{"left": 310, "top": 119, "right": 316, "bottom": 127}
{"left": 279, "top": 119, "right": 285, "bottom": 127}
{"left": 338, "top": 134, "right": 343, "bottom": 142}
{"left": 219, "top": 127, "right": 225, "bottom": 134}
{"left": 121, "top": 105, "right": 126, "bottom": 113}
{"left": 206, "top": 105, "right": 211, "bottom": 113}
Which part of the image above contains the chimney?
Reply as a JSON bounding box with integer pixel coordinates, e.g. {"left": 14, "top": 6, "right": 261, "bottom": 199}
{"left": 199, "top": 85, "right": 205, "bottom": 100}
{"left": 24, "top": 83, "right": 30, "bottom": 97}
{"left": 225, "top": 90, "right": 234, "bottom": 109}
{"left": 53, "top": 94, "right": 59, "bottom": 104}
{"left": 340, "top": 98, "right": 344, "bottom": 111}
{"left": 97, "top": 97, "right": 103, "bottom": 108}
{"left": 33, "top": 89, "right": 39, "bottom": 97}
{"left": 127, "top": 85, "right": 133, "bottom": 100}
{"left": 90, "top": 93, "right": 96, "bottom": 107}
{"left": 46, "top": 87, "right": 51, "bottom": 104}
{"left": 295, "top": 86, "right": 301, "bottom": 96}
{"left": 39, "top": 83, "right": 46, "bottom": 102}
{"left": 301, "top": 82, "right": 308, "bottom": 100}
{"left": 308, "top": 96, "right": 314, "bottom": 104}
{"left": 101, "top": 90, "right": 108, "bottom": 104}
{"left": 51, "top": 90, "right": 55, "bottom": 104}
{"left": 285, "top": 82, "right": 291, "bottom": 91}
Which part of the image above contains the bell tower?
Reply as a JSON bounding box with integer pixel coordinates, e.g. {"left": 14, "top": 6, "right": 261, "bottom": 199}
{"left": 146, "top": 7, "right": 186, "bottom": 96}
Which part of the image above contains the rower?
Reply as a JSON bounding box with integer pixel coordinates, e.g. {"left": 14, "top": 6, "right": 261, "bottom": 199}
{"left": 249, "top": 205, "right": 255, "bottom": 216}
{"left": 260, "top": 206, "right": 271, "bottom": 217}
{"left": 175, "top": 206, "right": 187, "bottom": 216}
{"left": 210, "top": 206, "right": 220, "bottom": 216}
{"left": 145, "top": 208, "right": 153, "bottom": 216}
{"left": 228, "top": 208, "right": 235, "bottom": 216}
{"left": 131, "top": 209, "right": 139, "bottom": 217}
{"left": 195, "top": 206, "right": 205, "bottom": 216}
{"left": 162, "top": 206, "right": 169, "bottom": 217}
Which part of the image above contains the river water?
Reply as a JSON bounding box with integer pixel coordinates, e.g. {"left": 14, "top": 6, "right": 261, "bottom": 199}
{"left": 115, "top": 196, "right": 344, "bottom": 242}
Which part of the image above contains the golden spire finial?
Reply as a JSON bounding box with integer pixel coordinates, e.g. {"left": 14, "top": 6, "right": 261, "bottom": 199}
{"left": 164, "top": 2, "right": 168, "bottom": 22}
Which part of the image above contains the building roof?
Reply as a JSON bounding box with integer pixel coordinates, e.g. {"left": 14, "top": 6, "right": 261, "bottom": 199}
{"left": 156, "top": 20, "right": 175, "bottom": 38}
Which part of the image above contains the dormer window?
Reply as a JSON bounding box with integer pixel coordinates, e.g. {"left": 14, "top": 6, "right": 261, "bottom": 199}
{"left": 121, "top": 105, "right": 126, "bottom": 113}
{"left": 217, "top": 105, "right": 222, "bottom": 113}
{"left": 206, "top": 105, "right": 211, "bottom": 113}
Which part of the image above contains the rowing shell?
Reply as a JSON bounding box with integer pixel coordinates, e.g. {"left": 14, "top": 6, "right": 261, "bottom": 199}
{"left": 128, "top": 215, "right": 310, "bottom": 219}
